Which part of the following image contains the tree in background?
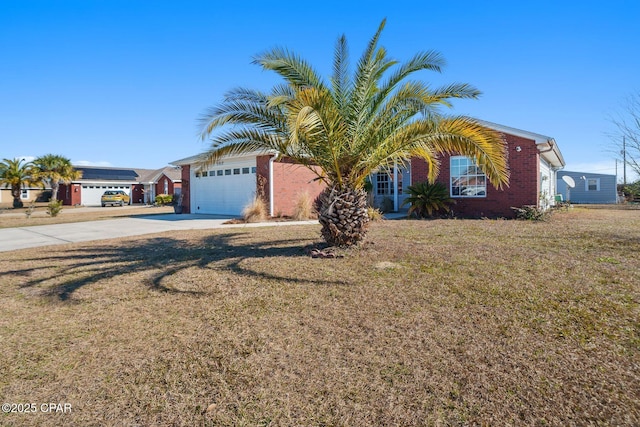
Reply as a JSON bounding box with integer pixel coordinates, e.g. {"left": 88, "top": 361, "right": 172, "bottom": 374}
{"left": 199, "top": 20, "right": 509, "bottom": 246}
{"left": 0, "top": 158, "right": 38, "bottom": 208}
{"left": 33, "top": 154, "right": 82, "bottom": 201}
{"left": 609, "top": 92, "right": 640, "bottom": 182}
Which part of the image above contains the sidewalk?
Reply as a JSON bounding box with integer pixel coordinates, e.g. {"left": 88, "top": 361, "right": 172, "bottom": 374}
{"left": 0, "top": 214, "right": 318, "bottom": 252}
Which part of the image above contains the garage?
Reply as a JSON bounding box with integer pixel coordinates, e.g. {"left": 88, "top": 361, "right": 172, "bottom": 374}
{"left": 81, "top": 184, "right": 132, "bottom": 206}
{"left": 190, "top": 158, "right": 257, "bottom": 215}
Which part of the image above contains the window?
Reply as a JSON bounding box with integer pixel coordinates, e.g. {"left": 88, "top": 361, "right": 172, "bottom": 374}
{"left": 450, "top": 156, "right": 486, "bottom": 197}
{"left": 225, "top": 169, "right": 231, "bottom": 175}
{"left": 217, "top": 170, "right": 223, "bottom": 176}
{"left": 242, "top": 167, "right": 250, "bottom": 174}
{"left": 376, "top": 172, "right": 391, "bottom": 195}
{"left": 21, "top": 189, "right": 28, "bottom": 199}
{"left": 201, "top": 171, "right": 208, "bottom": 177}
{"left": 375, "top": 168, "right": 402, "bottom": 196}
{"left": 233, "top": 168, "right": 240, "bottom": 175}
{"left": 251, "top": 167, "right": 257, "bottom": 173}
{"left": 209, "top": 170, "right": 216, "bottom": 176}
{"left": 586, "top": 178, "right": 600, "bottom": 191}
{"left": 195, "top": 172, "right": 201, "bottom": 178}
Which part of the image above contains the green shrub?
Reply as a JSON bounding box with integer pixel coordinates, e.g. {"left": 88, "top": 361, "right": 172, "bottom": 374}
{"left": 46, "top": 200, "right": 63, "bottom": 217}
{"left": 620, "top": 181, "right": 640, "bottom": 202}
{"left": 155, "top": 194, "right": 173, "bottom": 205}
{"left": 401, "top": 182, "right": 455, "bottom": 218}
{"left": 511, "top": 205, "right": 548, "bottom": 221}
{"left": 379, "top": 196, "right": 394, "bottom": 213}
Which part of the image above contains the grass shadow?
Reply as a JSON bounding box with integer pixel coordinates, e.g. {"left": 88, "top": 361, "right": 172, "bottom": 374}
{"left": 10, "top": 229, "right": 340, "bottom": 301}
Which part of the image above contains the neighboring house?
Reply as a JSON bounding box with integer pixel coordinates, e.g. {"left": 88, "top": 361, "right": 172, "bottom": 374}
{"left": 1, "top": 185, "right": 51, "bottom": 204}
{"left": 136, "top": 166, "right": 182, "bottom": 205}
{"left": 59, "top": 166, "right": 182, "bottom": 206}
{"left": 59, "top": 167, "right": 139, "bottom": 206}
{"left": 173, "top": 121, "right": 566, "bottom": 218}
{"left": 557, "top": 171, "right": 617, "bottom": 204}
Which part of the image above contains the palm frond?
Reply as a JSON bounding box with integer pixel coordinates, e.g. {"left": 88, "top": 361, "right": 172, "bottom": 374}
{"left": 331, "top": 34, "right": 351, "bottom": 114}
{"left": 416, "top": 117, "right": 510, "bottom": 188}
{"left": 253, "top": 47, "right": 325, "bottom": 90}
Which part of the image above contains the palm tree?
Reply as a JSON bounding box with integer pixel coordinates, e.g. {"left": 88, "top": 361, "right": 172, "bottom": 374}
{"left": 33, "top": 154, "right": 82, "bottom": 201}
{"left": 0, "top": 158, "right": 39, "bottom": 208}
{"left": 199, "top": 20, "right": 509, "bottom": 246}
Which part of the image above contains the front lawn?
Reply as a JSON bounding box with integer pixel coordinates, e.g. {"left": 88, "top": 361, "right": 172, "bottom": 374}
{"left": 0, "top": 204, "right": 174, "bottom": 228}
{"left": 0, "top": 208, "right": 638, "bottom": 426}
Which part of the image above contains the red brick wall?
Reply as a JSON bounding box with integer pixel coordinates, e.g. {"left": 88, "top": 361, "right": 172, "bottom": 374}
{"left": 154, "top": 174, "right": 181, "bottom": 197}
{"left": 411, "top": 133, "right": 540, "bottom": 218}
{"left": 257, "top": 155, "right": 326, "bottom": 217}
{"left": 59, "top": 183, "right": 82, "bottom": 206}
{"left": 131, "top": 184, "right": 145, "bottom": 204}
{"left": 180, "top": 165, "right": 191, "bottom": 213}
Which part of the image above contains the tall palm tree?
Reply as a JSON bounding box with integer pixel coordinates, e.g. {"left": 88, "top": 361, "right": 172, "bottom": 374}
{"left": 0, "top": 158, "right": 39, "bottom": 208}
{"left": 199, "top": 20, "right": 509, "bottom": 246}
{"left": 33, "top": 154, "right": 82, "bottom": 201}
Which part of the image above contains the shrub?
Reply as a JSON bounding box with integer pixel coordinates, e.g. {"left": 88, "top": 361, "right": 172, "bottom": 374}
{"left": 512, "top": 205, "right": 549, "bottom": 221}
{"left": 379, "top": 196, "right": 394, "bottom": 213}
{"left": 620, "top": 181, "right": 640, "bottom": 202}
{"left": 242, "top": 197, "right": 267, "bottom": 223}
{"left": 155, "top": 194, "right": 173, "bottom": 205}
{"left": 25, "top": 201, "right": 36, "bottom": 219}
{"left": 292, "top": 192, "right": 316, "bottom": 220}
{"left": 401, "top": 182, "right": 455, "bottom": 218}
{"left": 46, "top": 200, "right": 63, "bottom": 217}
{"left": 366, "top": 207, "right": 384, "bottom": 222}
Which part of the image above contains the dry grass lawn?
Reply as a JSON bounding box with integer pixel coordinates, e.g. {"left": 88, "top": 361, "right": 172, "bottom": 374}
{"left": 0, "top": 204, "right": 174, "bottom": 229}
{"left": 0, "top": 208, "right": 638, "bottom": 426}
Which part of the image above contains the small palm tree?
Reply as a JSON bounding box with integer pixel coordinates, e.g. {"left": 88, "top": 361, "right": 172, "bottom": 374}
{"left": 199, "top": 20, "right": 509, "bottom": 246}
{"left": 402, "top": 182, "right": 455, "bottom": 218}
{"left": 0, "top": 158, "right": 39, "bottom": 208}
{"left": 33, "top": 154, "right": 82, "bottom": 201}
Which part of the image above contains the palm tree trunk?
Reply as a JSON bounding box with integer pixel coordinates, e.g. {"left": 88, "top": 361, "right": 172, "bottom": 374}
{"left": 11, "top": 185, "right": 23, "bottom": 208}
{"left": 51, "top": 181, "right": 59, "bottom": 201}
{"left": 318, "top": 186, "right": 369, "bottom": 247}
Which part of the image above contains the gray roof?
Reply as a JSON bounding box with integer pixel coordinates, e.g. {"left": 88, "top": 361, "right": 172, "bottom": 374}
{"left": 71, "top": 165, "right": 181, "bottom": 184}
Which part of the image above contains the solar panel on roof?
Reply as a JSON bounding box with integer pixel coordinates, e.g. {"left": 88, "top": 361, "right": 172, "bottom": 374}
{"left": 77, "top": 168, "right": 139, "bottom": 181}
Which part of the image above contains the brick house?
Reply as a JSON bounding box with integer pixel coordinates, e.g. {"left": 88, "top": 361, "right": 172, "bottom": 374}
{"left": 135, "top": 166, "right": 182, "bottom": 205}
{"left": 172, "top": 121, "right": 565, "bottom": 218}
{"left": 59, "top": 166, "right": 182, "bottom": 206}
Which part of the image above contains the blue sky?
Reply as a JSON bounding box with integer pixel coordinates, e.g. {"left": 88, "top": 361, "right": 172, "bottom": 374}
{"left": 1, "top": 0, "right": 639, "bottom": 181}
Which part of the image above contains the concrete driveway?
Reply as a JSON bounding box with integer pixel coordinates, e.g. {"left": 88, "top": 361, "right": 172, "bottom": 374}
{"left": 0, "top": 214, "right": 318, "bottom": 252}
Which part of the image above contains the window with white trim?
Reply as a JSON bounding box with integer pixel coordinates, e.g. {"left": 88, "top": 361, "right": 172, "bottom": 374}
{"left": 21, "top": 189, "right": 28, "bottom": 199}
{"left": 586, "top": 178, "right": 600, "bottom": 191}
{"left": 375, "top": 168, "right": 402, "bottom": 196}
{"left": 450, "top": 156, "right": 486, "bottom": 197}
{"left": 376, "top": 172, "right": 391, "bottom": 195}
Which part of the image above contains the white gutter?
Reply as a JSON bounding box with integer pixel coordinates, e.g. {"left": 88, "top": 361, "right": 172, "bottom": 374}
{"left": 393, "top": 161, "right": 399, "bottom": 211}
{"left": 269, "top": 155, "right": 275, "bottom": 217}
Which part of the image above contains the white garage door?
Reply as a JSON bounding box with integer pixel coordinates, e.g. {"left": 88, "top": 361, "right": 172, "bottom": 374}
{"left": 81, "top": 184, "right": 131, "bottom": 206}
{"left": 191, "top": 160, "right": 256, "bottom": 215}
